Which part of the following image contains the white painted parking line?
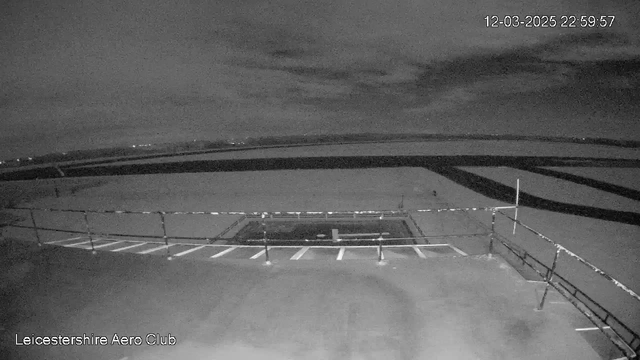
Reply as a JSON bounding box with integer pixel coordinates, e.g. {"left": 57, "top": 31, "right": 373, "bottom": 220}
{"left": 449, "top": 245, "right": 468, "bottom": 256}
{"left": 250, "top": 249, "right": 266, "bottom": 259}
{"left": 575, "top": 326, "right": 611, "bottom": 332}
{"left": 173, "top": 245, "right": 207, "bottom": 257}
{"left": 63, "top": 240, "right": 93, "bottom": 247}
{"left": 111, "top": 242, "right": 148, "bottom": 252}
{"left": 413, "top": 246, "right": 427, "bottom": 259}
{"left": 291, "top": 247, "right": 309, "bottom": 260}
{"left": 92, "top": 241, "right": 124, "bottom": 249}
{"left": 138, "top": 244, "right": 174, "bottom": 254}
{"left": 337, "top": 247, "right": 345, "bottom": 260}
{"left": 45, "top": 236, "right": 84, "bottom": 244}
{"left": 210, "top": 247, "right": 236, "bottom": 258}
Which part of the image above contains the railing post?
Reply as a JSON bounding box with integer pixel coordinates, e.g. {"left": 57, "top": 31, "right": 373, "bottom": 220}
{"left": 489, "top": 210, "right": 496, "bottom": 255}
{"left": 513, "top": 178, "right": 520, "bottom": 235}
{"left": 537, "top": 247, "right": 561, "bottom": 311}
{"left": 29, "top": 209, "right": 42, "bottom": 247}
{"left": 262, "top": 213, "right": 271, "bottom": 265}
{"left": 158, "top": 212, "right": 172, "bottom": 260}
{"left": 83, "top": 211, "right": 96, "bottom": 254}
{"left": 377, "top": 213, "right": 384, "bottom": 264}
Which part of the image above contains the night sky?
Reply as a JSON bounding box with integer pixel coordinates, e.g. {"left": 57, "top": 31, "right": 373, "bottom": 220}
{"left": 1, "top": 0, "right": 639, "bottom": 159}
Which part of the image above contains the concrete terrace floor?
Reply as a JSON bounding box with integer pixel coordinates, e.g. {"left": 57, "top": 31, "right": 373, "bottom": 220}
{"left": 0, "top": 239, "right": 600, "bottom": 360}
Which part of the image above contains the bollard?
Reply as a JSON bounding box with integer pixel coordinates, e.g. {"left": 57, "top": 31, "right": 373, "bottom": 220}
{"left": 158, "top": 212, "right": 172, "bottom": 260}
{"left": 537, "top": 247, "right": 561, "bottom": 311}
{"left": 29, "top": 209, "right": 42, "bottom": 247}
{"left": 83, "top": 211, "right": 96, "bottom": 254}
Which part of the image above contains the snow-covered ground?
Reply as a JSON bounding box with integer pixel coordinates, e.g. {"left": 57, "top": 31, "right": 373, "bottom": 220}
{"left": 460, "top": 166, "right": 639, "bottom": 213}
{"left": 541, "top": 167, "right": 640, "bottom": 191}
{"left": 2, "top": 141, "right": 639, "bottom": 340}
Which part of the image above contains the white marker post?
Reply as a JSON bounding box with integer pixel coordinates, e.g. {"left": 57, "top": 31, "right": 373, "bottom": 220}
{"left": 513, "top": 178, "right": 520, "bottom": 235}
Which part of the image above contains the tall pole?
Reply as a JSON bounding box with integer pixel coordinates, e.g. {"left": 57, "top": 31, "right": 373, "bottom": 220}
{"left": 513, "top": 178, "right": 520, "bottom": 235}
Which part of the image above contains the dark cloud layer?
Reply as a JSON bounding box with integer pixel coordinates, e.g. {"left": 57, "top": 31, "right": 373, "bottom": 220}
{"left": 1, "top": 0, "right": 639, "bottom": 159}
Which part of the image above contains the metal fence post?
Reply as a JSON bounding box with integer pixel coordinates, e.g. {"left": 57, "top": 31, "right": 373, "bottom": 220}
{"left": 513, "top": 178, "right": 520, "bottom": 235}
{"left": 83, "top": 211, "right": 96, "bottom": 254}
{"left": 537, "top": 247, "right": 561, "bottom": 311}
{"left": 262, "top": 213, "right": 271, "bottom": 265}
{"left": 29, "top": 209, "right": 42, "bottom": 246}
{"left": 377, "top": 214, "right": 384, "bottom": 264}
{"left": 158, "top": 212, "right": 172, "bottom": 260}
{"left": 489, "top": 210, "right": 496, "bottom": 255}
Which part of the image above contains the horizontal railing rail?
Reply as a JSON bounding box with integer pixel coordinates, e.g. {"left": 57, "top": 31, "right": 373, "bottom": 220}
{"left": 240, "top": 233, "right": 488, "bottom": 242}
{"left": 6, "top": 205, "right": 514, "bottom": 216}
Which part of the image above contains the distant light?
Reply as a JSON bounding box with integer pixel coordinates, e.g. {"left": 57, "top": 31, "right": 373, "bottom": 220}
{"left": 28, "top": 157, "right": 33, "bottom": 160}
{"left": 16, "top": 159, "right": 20, "bottom": 162}
{"left": 132, "top": 145, "right": 136, "bottom": 148}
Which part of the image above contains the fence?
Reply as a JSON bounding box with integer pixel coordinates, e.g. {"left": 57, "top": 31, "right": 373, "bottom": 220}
{"left": 2, "top": 206, "right": 502, "bottom": 261}
{"left": 2, "top": 204, "right": 639, "bottom": 358}
{"left": 488, "top": 209, "right": 640, "bottom": 359}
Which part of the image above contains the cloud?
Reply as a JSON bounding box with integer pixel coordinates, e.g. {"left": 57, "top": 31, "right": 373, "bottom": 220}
{"left": 404, "top": 88, "right": 477, "bottom": 115}
{"left": 1, "top": 0, "right": 639, "bottom": 158}
{"left": 540, "top": 44, "right": 640, "bottom": 62}
{"left": 402, "top": 61, "right": 576, "bottom": 116}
